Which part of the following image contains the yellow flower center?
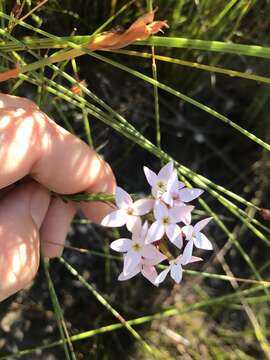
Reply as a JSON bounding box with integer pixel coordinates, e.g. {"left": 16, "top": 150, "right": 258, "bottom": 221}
{"left": 132, "top": 243, "right": 142, "bottom": 252}
{"left": 162, "top": 216, "right": 171, "bottom": 225}
{"left": 127, "top": 207, "right": 134, "bottom": 215}
{"left": 157, "top": 181, "right": 166, "bottom": 190}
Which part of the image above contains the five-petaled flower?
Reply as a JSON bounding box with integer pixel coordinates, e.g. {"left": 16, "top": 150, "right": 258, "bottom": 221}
{"left": 118, "top": 256, "right": 166, "bottom": 286}
{"left": 143, "top": 161, "right": 175, "bottom": 199}
{"left": 155, "top": 255, "right": 203, "bottom": 285}
{"left": 146, "top": 202, "right": 194, "bottom": 248}
{"left": 110, "top": 221, "right": 165, "bottom": 275}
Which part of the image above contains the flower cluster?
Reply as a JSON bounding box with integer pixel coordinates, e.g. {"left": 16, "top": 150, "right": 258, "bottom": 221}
{"left": 101, "top": 161, "right": 213, "bottom": 286}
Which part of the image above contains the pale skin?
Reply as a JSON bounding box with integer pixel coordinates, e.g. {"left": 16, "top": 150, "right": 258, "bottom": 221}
{"left": 0, "top": 93, "right": 116, "bottom": 301}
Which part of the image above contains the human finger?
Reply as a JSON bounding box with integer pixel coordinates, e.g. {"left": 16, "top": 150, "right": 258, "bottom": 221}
{"left": 0, "top": 93, "right": 116, "bottom": 223}
{"left": 0, "top": 181, "right": 50, "bottom": 301}
{"left": 40, "top": 198, "right": 76, "bottom": 258}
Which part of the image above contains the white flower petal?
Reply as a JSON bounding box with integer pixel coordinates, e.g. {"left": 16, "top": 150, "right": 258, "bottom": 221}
{"left": 143, "top": 244, "right": 164, "bottom": 259}
{"left": 182, "top": 225, "right": 194, "bottom": 240}
{"left": 126, "top": 215, "right": 141, "bottom": 232}
{"left": 181, "top": 240, "right": 194, "bottom": 265}
{"left": 154, "top": 202, "right": 168, "bottom": 220}
{"left": 170, "top": 263, "right": 183, "bottom": 284}
{"left": 143, "top": 166, "right": 157, "bottom": 186}
{"left": 189, "top": 256, "right": 203, "bottom": 263}
{"left": 173, "top": 237, "right": 183, "bottom": 249}
{"left": 151, "top": 185, "right": 160, "bottom": 199}
{"left": 146, "top": 221, "right": 165, "bottom": 243}
{"left": 166, "top": 224, "right": 182, "bottom": 249}
{"left": 101, "top": 209, "right": 127, "bottom": 227}
{"left": 154, "top": 199, "right": 162, "bottom": 207}
{"left": 123, "top": 251, "right": 141, "bottom": 274}
{"left": 115, "top": 187, "right": 133, "bottom": 209}
{"left": 110, "top": 238, "right": 132, "bottom": 252}
{"left": 194, "top": 232, "right": 213, "bottom": 250}
{"left": 131, "top": 220, "right": 143, "bottom": 240}
{"left": 118, "top": 266, "right": 141, "bottom": 281}
{"left": 183, "top": 211, "right": 192, "bottom": 225}
{"left": 169, "top": 205, "right": 194, "bottom": 223}
{"left": 167, "top": 170, "right": 178, "bottom": 193}
{"left": 161, "top": 171, "right": 179, "bottom": 206}
{"left": 176, "top": 241, "right": 185, "bottom": 252}
{"left": 144, "top": 253, "right": 166, "bottom": 266}
{"left": 194, "top": 217, "right": 212, "bottom": 233}
{"left": 178, "top": 188, "right": 204, "bottom": 202}
{"left": 158, "top": 161, "right": 174, "bottom": 180}
{"left": 142, "top": 265, "right": 158, "bottom": 286}
{"left": 138, "top": 221, "right": 148, "bottom": 241}
{"left": 178, "top": 181, "right": 185, "bottom": 189}
{"left": 154, "top": 266, "right": 171, "bottom": 285}
{"left": 161, "top": 191, "right": 173, "bottom": 207}
{"left": 133, "top": 199, "right": 154, "bottom": 215}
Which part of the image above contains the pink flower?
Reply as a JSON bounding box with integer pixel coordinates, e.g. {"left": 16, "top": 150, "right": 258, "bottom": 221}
{"left": 118, "top": 256, "right": 166, "bottom": 286}
{"left": 146, "top": 202, "right": 194, "bottom": 248}
{"left": 155, "top": 255, "right": 203, "bottom": 285}
{"left": 143, "top": 161, "right": 175, "bottom": 199}
{"left": 162, "top": 171, "right": 203, "bottom": 207}
{"left": 101, "top": 186, "right": 154, "bottom": 231}
{"left": 181, "top": 218, "right": 213, "bottom": 265}
{"left": 110, "top": 221, "right": 165, "bottom": 275}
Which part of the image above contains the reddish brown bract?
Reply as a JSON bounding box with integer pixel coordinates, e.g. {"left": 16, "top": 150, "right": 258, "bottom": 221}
{"left": 87, "top": 9, "right": 168, "bottom": 51}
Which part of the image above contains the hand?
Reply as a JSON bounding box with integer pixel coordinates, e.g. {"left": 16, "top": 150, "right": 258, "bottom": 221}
{"left": 0, "top": 93, "right": 116, "bottom": 301}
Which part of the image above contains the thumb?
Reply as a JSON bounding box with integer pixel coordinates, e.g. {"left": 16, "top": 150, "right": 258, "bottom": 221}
{"left": 0, "top": 181, "right": 50, "bottom": 301}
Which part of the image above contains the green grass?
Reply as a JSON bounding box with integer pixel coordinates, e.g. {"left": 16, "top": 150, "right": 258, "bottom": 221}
{"left": 0, "top": 0, "right": 270, "bottom": 359}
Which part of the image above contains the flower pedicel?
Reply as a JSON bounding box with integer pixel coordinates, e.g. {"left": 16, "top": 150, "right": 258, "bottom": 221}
{"left": 102, "top": 161, "right": 213, "bottom": 286}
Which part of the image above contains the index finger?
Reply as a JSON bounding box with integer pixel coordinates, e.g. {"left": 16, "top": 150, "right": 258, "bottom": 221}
{"left": 0, "top": 93, "right": 116, "bottom": 222}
